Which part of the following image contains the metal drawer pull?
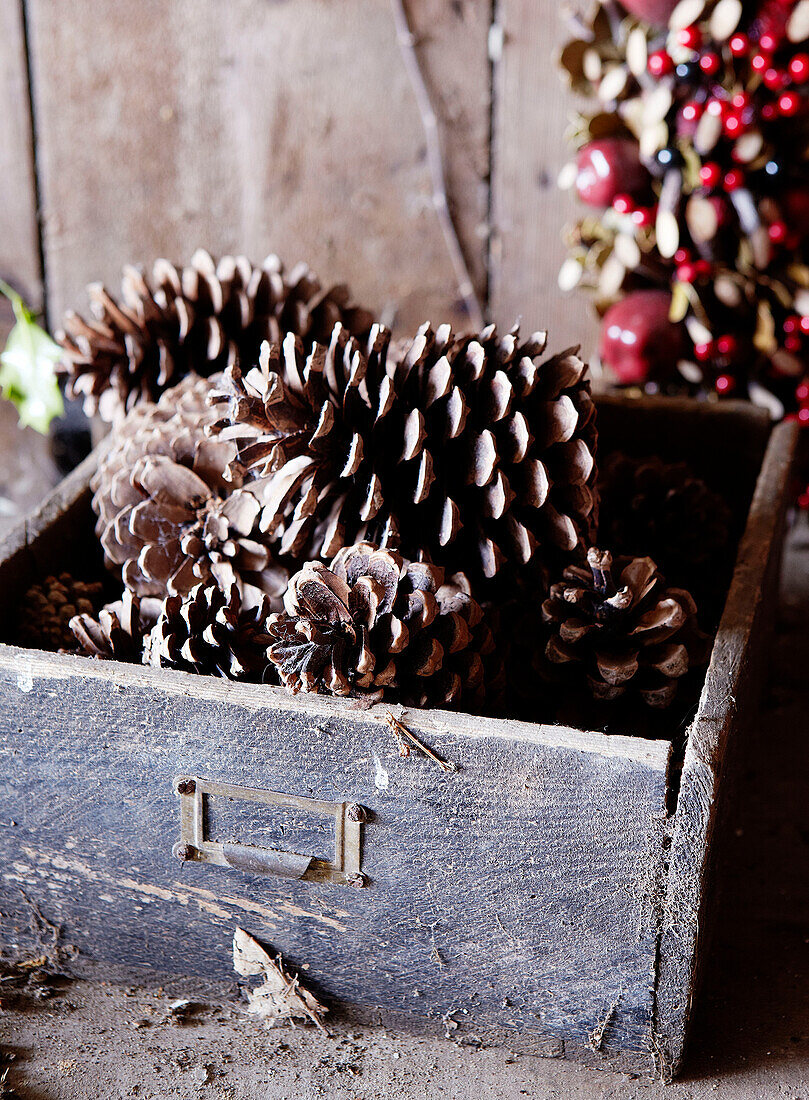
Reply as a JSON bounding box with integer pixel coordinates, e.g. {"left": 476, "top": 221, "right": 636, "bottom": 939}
{"left": 172, "top": 775, "right": 367, "bottom": 888}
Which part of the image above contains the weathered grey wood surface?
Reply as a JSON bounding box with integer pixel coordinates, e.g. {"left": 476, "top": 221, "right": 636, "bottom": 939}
{"left": 0, "top": 646, "right": 671, "bottom": 1067}
{"left": 0, "top": 0, "right": 41, "bottom": 309}
{"left": 23, "top": 0, "right": 489, "bottom": 336}
{"left": 654, "top": 419, "right": 799, "bottom": 1077}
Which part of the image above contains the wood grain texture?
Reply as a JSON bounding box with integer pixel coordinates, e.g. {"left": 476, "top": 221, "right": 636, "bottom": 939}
{"left": 0, "top": 646, "right": 670, "bottom": 1068}
{"left": 0, "top": 0, "right": 41, "bottom": 307}
{"left": 653, "top": 417, "right": 800, "bottom": 1078}
{"left": 25, "top": 0, "right": 489, "bottom": 337}
{"left": 489, "top": 0, "right": 600, "bottom": 357}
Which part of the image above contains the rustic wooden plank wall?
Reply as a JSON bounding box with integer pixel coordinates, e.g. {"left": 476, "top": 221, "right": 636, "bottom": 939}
{"left": 1, "top": 0, "right": 598, "bottom": 357}
{"left": 490, "top": 0, "right": 599, "bottom": 356}
{"left": 0, "top": 0, "right": 41, "bottom": 309}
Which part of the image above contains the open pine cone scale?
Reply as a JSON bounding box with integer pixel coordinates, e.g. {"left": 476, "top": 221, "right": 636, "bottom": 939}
{"left": 209, "top": 322, "right": 598, "bottom": 586}
{"left": 542, "top": 548, "right": 709, "bottom": 708}
{"left": 93, "top": 374, "right": 289, "bottom": 609}
{"left": 266, "top": 542, "right": 499, "bottom": 708}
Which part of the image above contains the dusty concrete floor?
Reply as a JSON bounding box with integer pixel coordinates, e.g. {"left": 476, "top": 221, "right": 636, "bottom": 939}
{"left": 1, "top": 418, "right": 808, "bottom": 1097}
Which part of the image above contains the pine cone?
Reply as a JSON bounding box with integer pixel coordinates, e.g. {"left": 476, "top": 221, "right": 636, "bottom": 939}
{"left": 209, "top": 322, "right": 598, "bottom": 585}
{"left": 57, "top": 250, "right": 374, "bottom": 420}
{"left": 598, "top": 454, "right": 732, "bottom": 593}
{"left": 92, "top": 374, "right": 288, "bottom": 607}
{"left": 144, "top": 584, "right": 273, "bottom": 680}
{"left": 266, "top": 542, "right": 499, "bottom": 708}
{"left": 70, "top": 590, "right": 159, "bottom": 660}
{"left": 540, "top": 548, "right": 710, "bottom": 708}
{"left": 18, "top": 574, "right": 104, "bottom": 652}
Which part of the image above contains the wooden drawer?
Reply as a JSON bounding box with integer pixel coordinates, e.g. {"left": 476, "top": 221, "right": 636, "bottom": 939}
{"left": 0, "top": 397, "right": 798, "bottom": 1079}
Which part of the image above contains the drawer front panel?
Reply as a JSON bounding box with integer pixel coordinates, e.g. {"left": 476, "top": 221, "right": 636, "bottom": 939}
{"left": 0, "top": 655, "right": 670, "bottom": 1060}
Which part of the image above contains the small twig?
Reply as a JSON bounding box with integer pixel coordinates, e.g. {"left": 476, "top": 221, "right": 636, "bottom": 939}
{"left": 384, "top": 712, "right": 457, "bottom": 773}
{"left": 391, "top": 0, "right": 484, "bottom": 329}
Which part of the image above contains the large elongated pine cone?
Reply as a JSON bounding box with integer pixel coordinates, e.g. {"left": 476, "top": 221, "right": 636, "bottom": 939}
{"left": 540, "top": 548, "right": 710, "bottom": 708}
{"left": 57, "top": 250, "right": 374, "bottom": 420}
{"left": 266, "top": 542, "right": 500, "bottom": 709}
{"left": 209, "top": 322, "right": 598, "bottom": 585}
{"left": 70, "top": 590, "right": 159, "bottom": 660}
{"left": 144, "top": 584, "right": 274, "bottom": 680}
{"left": 18, "top": 574, "right": 104, "bottom": 652}
{"left": 92, "top": 374, "right": 288, "bottom": 607}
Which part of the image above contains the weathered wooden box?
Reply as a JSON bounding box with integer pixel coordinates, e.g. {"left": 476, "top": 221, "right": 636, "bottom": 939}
{"left": 0, "top": 397, "right": 797, "bottom": 1078}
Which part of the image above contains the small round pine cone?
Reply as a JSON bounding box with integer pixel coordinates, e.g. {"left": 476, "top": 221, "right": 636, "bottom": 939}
{"left": 57, "top": 250, "right": 374, "bottom": 421}
{"left": 265, "top": 542, "right": 500, "bottom": 709}
{"left": 208, "top": 322, "right": 598, "bottom": 586}
{"left": 598, "top": 453, "right": 732, "bottom": 592}
{"left": 143, "top": 584, "right": 274, "bottom": 680}
{"left": 540, "top": 548, "right": 710, "bottom": 708}
{"left": 70, "top": 590, "right": 160, "bottom": 660}
{"left": 18, "top": 574, "right": 105, "bottom": 652}
{"left": 92, "top": 374, "right": 288, "bottom": 608}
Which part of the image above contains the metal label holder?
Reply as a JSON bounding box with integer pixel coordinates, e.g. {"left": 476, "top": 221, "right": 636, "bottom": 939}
{"left": 172, "top": 775, "right": 367, "bottom": 889}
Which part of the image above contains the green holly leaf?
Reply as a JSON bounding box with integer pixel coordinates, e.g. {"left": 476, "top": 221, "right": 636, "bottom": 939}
{"left": 0, "top": 281, "right": 63, "bottom": 434}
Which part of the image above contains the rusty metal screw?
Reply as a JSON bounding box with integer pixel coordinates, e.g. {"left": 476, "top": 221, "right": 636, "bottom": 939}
{"left": 176, "top": 779, "right": 196, "bottom": 795}
{"left": 345, "top": 803, "right": 367, "bottom": 823}
{"left": 173, "top": 844, "right": 195, "bottom": 863}
{"left": 345, "top": 872, "right": 367, "bottom": 888}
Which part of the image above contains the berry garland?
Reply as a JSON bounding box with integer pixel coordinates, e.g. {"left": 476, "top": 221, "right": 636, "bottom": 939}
{"left": 558, "top": 0, "right": 809, "bottom": 436}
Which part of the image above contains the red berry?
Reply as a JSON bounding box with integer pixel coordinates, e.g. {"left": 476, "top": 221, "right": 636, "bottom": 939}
{"left": 752, "top": 52, "right": 770, "bottom": 73}
{"left": 786, "top": 335, "right": 803, "bottom": 352}
{"left": 648, "top": 49, "right": 673, "bottom": 77}
{"left": 764, "top": 66, "right": 787, "bottom": 90}
{"left": 760, "top": 32, "right": 779, "bottom": 52}
{"left": 779, "top": 91, "right": 800, "bottom": 116}
{"left": 784, "top": 315, "right": 801, "bottom": 333}
{"left": 681, "top": 101, "right": 703, "bottom": 123}
{"left": 599, "top": 290, "right": 684, "bottom": 385}
{"left": 677, "top": 25, "right": 702, "bottom": 49}
{"left": 762, "top": 103, "right": 778, "bottom": 120}
{"left": 575, "top": 138, "right": 649, "bottom": 208}
{"left": 631, "top": 206, "right": 654, "bottom": 227}
{"left": 674, "top": 247, "right": 691, "bottom": 264}
{"left": 699, "top": 52, "right": 721, "bottom": 75}
{"left": 613, "top": 193, "right": 634, "bottom": 215}
{"left": 729, "top": 33, "right": 748, "bottom": 55}
{"left": 694, "top": 259, "right": 712, "bottom": 277}
{"left": 724, "top": 168, "right": 744, "bottom": 191}
{"left": 800, "top": 315, "right": 809, "bottom": 334}
{"left": 676, "top": 262, "right": 697, "bottom": 283}
{"left": 799, "top": 407, "right": 809, "bottom": 423}
{"left": 797, "top": 489, "right": 809, "bottom": 508}
{"left": 790, "top": 54, "right": 809, "bottom": 83}
{"left": 769, "top": 220, "right": 788, "bottom": 243}
{"left": 699, "top": 162, "right": 722, "bottom": 188}
{"left": 723, "top": 113, "right": 746, "bottom": 137}
{"left": 796, "top": 381, "right": 809, "bottom": 400}
{"left": 732, "top": 91, "right": 750, "bottom": 110}
{"left": 694, "top": 341, "right": 714, "bottom": 362}
{"left": 716, "top": 334, "right": 737, "bottom": 357}
{"left": 715, "top": 374, "right": 735, "bottom": 394}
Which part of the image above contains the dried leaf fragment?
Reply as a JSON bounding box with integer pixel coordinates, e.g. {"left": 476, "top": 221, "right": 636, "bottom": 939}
{"left": 233, "top": 928, "right": 327, "bottom": 1032}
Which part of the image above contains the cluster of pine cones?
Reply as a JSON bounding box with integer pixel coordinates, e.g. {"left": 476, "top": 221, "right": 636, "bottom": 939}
{"left": 18, "top": 250, "right": 724, "bottom": 715}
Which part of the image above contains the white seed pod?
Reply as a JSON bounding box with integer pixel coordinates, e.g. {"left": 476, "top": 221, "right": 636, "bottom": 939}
{"left": 626, "top": 27, "right": 648, "bottom": 77}
{"left": 788, "top": 0, "right": 809, "bottom": 42}
{"left": 709, "top": 0, "right": 742, "bottom": 40}
{"left": 669, "top": 0, "right": 705, "bottom": 31}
